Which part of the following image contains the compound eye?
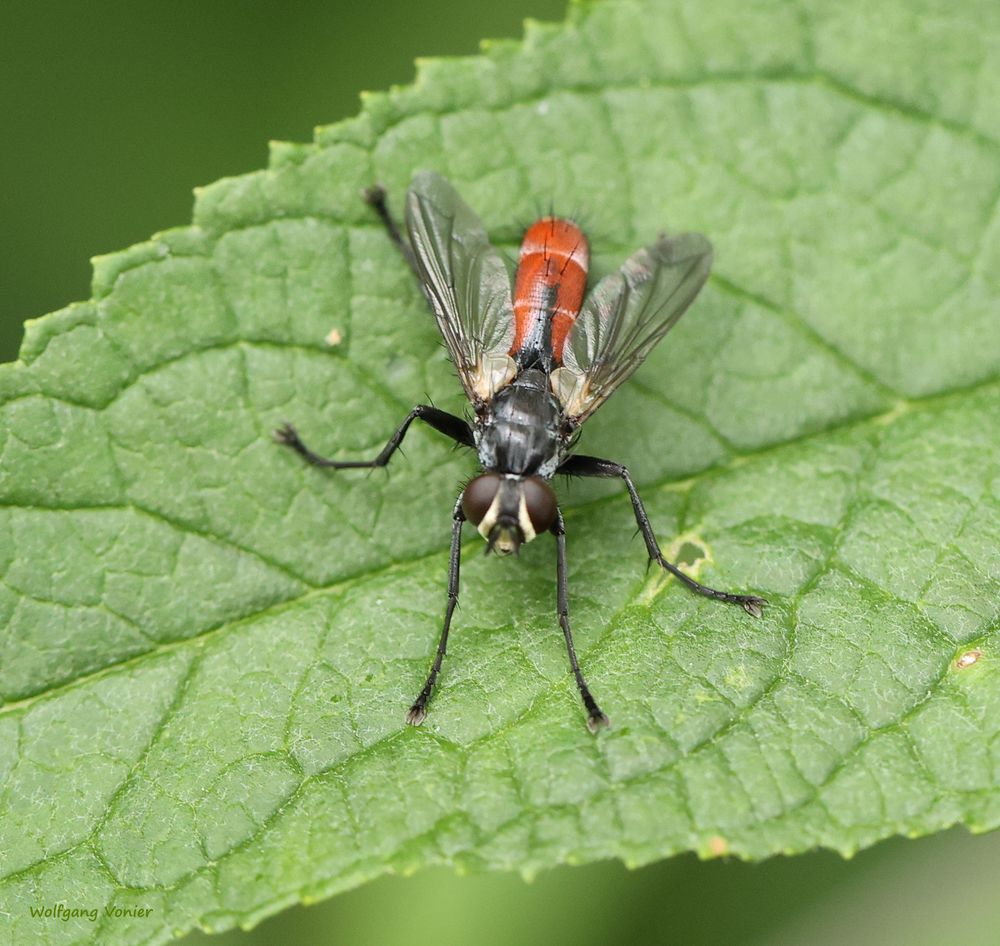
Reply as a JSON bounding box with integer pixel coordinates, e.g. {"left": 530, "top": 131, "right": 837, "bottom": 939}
{"left": 462, "top": 473, "right": 502, "bottom": 526}
{"left": 522, "top": 476, "right": 557, "bottom": 534}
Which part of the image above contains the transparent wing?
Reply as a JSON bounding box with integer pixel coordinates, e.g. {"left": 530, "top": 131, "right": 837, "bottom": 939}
{"left": 405, "top": 171, "right": 516, "bottom": 403}
{"left": 551, "top": 232, "right": 713, "bottom": 424}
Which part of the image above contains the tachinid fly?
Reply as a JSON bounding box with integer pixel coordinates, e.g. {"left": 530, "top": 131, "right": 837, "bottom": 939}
{"left": 276, "top": 172, "right": 767, "bottom": 732}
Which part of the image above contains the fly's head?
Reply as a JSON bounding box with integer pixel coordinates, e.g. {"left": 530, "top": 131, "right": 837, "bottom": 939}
{"left": 462, "top": 473, "right": 557, "bottom": 556}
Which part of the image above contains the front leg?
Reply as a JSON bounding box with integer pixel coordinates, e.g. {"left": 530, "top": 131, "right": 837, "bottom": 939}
{"left": 406, "top": 496, "right": 466, "bottom": 725}
{"left": 558, "top": 454, "right": 766, "bottom": 618}
{"left": 275, "top": 404, "right": 474, "bottom": 469}
{"left": 553, "top": 509, "right": 609, "bottom": 732}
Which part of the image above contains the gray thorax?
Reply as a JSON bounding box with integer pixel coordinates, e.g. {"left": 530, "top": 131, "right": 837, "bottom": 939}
{"left": 475, "top": 369, "right": 565, "bottom": 478}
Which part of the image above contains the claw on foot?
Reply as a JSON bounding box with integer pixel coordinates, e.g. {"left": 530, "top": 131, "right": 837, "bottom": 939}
{"left": 741, "top": 596, "right": 767, "bottom": 619}
{"left": 587, "top": 711, "right": 610, "bottom": 734}
{"left": 406, "top": 703, "right": 427, "bottom": 726}
{"left": 363, "top": 184, "right": 387, "bottom": 206}
{"left": 273, "top": 421, "right": 300, "bottom": 446}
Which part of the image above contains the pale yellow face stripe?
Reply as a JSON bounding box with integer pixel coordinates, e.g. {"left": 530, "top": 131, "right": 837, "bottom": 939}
{"left": 517, "top": 491, "right": 537, "bottom": 543}
{"left": 475, "top": 476, "right": 538, "bottom": 545}
{"left": 475, "top": 492, "right": 503, "bottom": 540}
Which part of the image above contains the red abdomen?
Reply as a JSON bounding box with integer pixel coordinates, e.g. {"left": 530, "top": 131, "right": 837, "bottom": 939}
{"left": 510, "top": 217, "right": 589, "bottom": 365}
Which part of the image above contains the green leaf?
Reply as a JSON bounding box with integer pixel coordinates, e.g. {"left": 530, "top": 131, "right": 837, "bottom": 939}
{"left": 3, "top": 0, "right": 1000, "bottom": 940}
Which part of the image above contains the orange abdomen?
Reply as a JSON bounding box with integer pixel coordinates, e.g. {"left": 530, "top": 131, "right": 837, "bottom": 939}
{"left": 510, "top": 217, "right": 589, "bottom": 365}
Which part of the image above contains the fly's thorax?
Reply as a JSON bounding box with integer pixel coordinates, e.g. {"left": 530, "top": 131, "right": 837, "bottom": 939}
{"left": 461, "top": 473, "right": 558, "bottom": 556}
{"left": 475, "top": 369, "right": 567, "bottom": 476}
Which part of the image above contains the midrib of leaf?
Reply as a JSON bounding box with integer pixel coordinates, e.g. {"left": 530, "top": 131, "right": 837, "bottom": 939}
{"left": 0, "top": 371, "right": 992, "bottom": 718}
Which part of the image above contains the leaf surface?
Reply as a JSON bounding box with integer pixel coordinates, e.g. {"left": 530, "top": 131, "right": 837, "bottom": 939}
{"left": 2, "top": 0, "right": 1000, "bottom": 941}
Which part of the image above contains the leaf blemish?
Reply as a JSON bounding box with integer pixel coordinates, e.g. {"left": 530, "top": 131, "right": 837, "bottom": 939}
{"left": 639, "top": 533, "right": 711, "bottom": 605}
{"left": 675, "top": 540, "right": 707, "bottom": 567}
{"left": 955, "top": 649, "right": 983, "bottom": 670}
{"left": 875, "top": 399, "right": 912, "bottom": 426}
{"left": 707, "top": 835, "right": 729, "bottom": 857}
{"left": 667, "top": 532, "right": 711, "bottom": 577}
{"left": 325, "top": 327, "right": 343, "bottom": 346}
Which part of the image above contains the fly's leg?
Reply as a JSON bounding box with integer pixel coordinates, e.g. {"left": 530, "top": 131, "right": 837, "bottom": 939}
{"left": 553, "top": 509, "right": 609, "bottom": 732}
{"left": 557, "top": 455, "right": 767, "bottom": 618}
{"left": 275, "top": 405, "right": 474, "bottom": 469}
{"left": 363, "top": 185, "right": 423, "bottom": 281}
{"left": 407, "top": 497, "right": 466, "bottom": 725}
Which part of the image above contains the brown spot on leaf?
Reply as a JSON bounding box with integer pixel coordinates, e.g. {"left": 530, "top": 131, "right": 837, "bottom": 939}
{"left": 707, "top": 835, "right": 728, "bottom": 857}
{"left": 955, "top": 649, "right": 982, "bottom": 670}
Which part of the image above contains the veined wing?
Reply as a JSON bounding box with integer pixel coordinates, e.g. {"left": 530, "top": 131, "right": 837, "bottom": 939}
{"left": 551, "top": 232, "right": 713, "bottom": 424}
{"left": 405, "top": 171, "right": 517, "bottom": 404}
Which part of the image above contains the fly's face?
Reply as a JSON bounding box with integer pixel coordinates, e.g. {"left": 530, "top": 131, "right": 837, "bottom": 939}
{"left": 461, "top": 473, "right": 558, "bottom": 556}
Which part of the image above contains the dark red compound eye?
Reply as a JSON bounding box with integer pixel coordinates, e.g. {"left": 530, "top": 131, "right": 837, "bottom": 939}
{"left": 522, "top": 476, "right": 557, "bottom": 534}
{"left": 461, "top": 473, "right": 502, "bottom": 525}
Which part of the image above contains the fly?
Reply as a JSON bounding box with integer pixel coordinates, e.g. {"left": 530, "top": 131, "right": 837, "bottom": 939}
{"left": 276, "top": 172, "right": 767, "bottom": 732}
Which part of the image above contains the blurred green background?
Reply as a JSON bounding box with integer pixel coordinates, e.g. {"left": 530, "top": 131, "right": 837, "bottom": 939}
{"left": 3, "top": 2, "right": 999, "bottom": 944}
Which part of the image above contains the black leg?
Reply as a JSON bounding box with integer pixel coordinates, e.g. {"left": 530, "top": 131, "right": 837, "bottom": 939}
{"left": 363, "top": 184, "right": 423, "bottom": 281}
{"left": 558, "top": 454, "right": 767, "bottom": 618}
{"left": 407, "top": 496, "right": 466, "bottom": 725}
{"left": 553, "top": 509, "right": 609, "bottom": 732}
{"left": 275, "top": 405, "right": 474, "bottom": 469}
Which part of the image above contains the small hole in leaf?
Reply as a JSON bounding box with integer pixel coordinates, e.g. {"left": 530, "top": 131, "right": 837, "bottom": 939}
{"left": 675, "top": 541, "right": 706, "bottom": 566}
